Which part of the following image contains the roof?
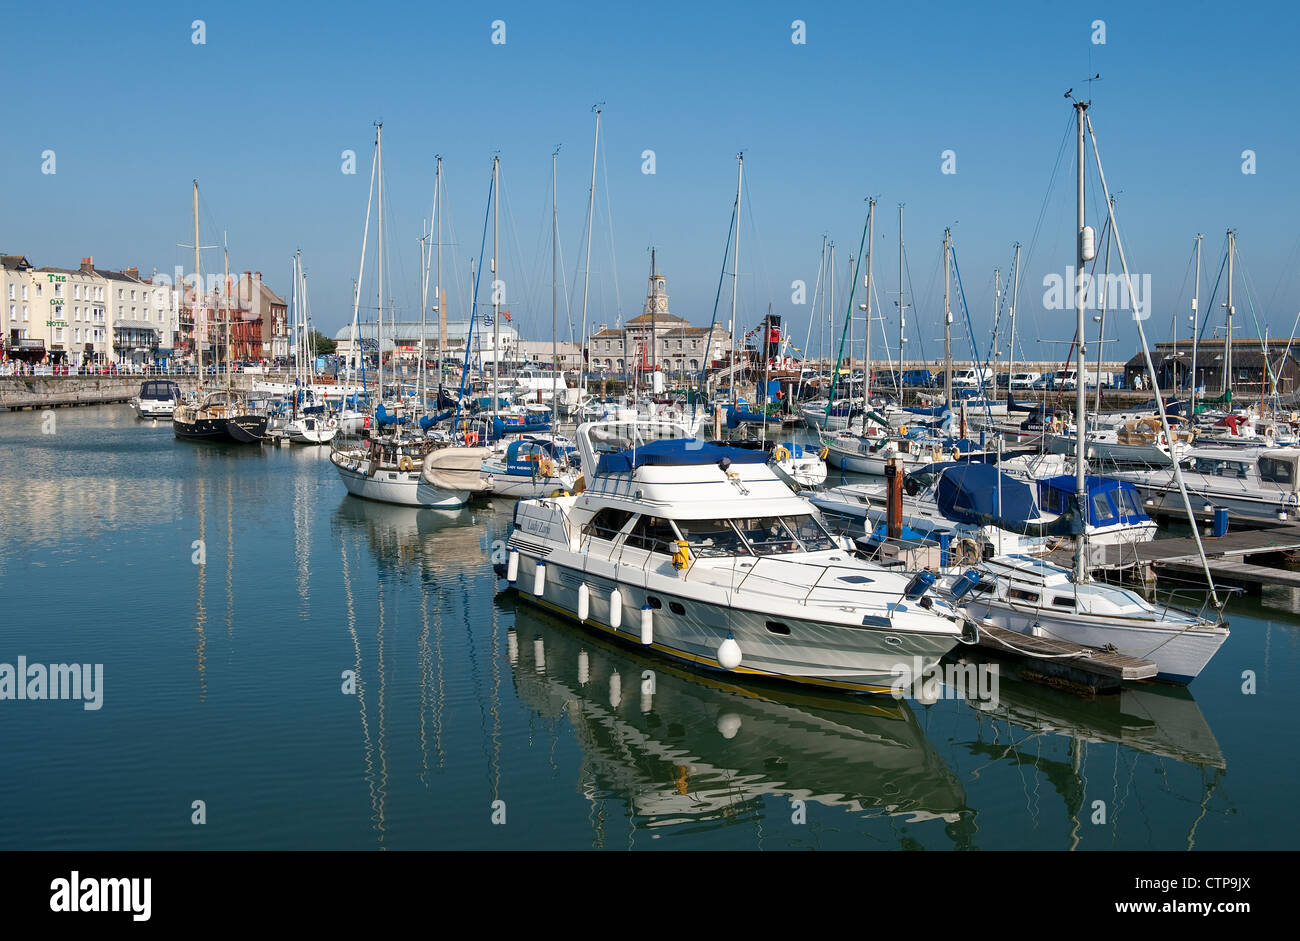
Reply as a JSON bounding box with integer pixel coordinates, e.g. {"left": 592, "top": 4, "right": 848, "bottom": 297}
{"left": 625, "top": 311, "right": 688, "bottom": 326}
{"left": 2, "top": 255, "right": 33, "bottom": 270}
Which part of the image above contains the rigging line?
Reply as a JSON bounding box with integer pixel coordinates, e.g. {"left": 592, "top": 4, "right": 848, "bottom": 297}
{"left": 697, "top": 196, "right": 738, "bottom": 403}
{"left": 1195, "top": 244, "right": 1230, "bottom": 349}
{"left": 948, "top": 245, "right": 993, "bottom": 425}
{"left": 825, "top": 201, "right": 872, "bottom": 421}
{"left": 453, "top": 168, "right": 496, "bottom": 427}
{"left": 1235, "top": 242, "right": 1282, "bottom": 392}
{"left": 740, "top": 165, "right": 775, "bottom": 318}
{"left": 496, "top": 165, "right": 540, "bottom": 336}
{"left": 1023, "top": 111, "right": 1078, "bottom": 343}
{"left": 1086, "top": 111, "right": 1221, "bottom": 610}
{"left": 598, "top": 125, "right": 623, "bottom": 325}
{"left": 904, "top": 243, "right": 935, "bottom": 364}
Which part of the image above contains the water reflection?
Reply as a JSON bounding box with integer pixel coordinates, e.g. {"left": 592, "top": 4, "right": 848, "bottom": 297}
{"left": 957, "top": 659, "right": 1226, "bottom": 849}
{"left": 503, "top": 596, "right": 972, "bottom": 848}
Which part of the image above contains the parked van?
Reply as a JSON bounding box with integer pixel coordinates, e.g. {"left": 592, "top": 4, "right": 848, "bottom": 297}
{"left": 949, "top": 366, "right": 992, "bottom": 389}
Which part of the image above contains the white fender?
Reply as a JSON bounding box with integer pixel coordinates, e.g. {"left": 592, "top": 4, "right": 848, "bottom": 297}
{"left": 506, "top": 548, "right": 519, "bottom": 583}
{"left": 640, "top": 604, "right": 654, "bottom": 645}
{"left": 717, "top": 635, "right": 742, "bottom": 670}
{"left": 609, "top": 589, "right": 623, "bottom": 629}
{"left": 532, "top": 559, "right": 546, "bottom": 597}
{"left": 577, "top": 583, "right": 590, "bottom": 621}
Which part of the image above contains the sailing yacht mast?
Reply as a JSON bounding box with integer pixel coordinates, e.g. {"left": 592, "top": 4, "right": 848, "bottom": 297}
{"left": 862, "top": 198, "right": 875, "bottom": 417}
{"left": 897, "top": 204, "right": 907, "bottom": 396}
{"left": 1073, "top": 99, "right": 1092, "bottom": 585}
{"left": 551, "top": 148, "right": 559, "bottom": 434}
{"left": 1224, "top": 229, "right": 1235, "bottom": 398}
{"left": 1008, "top": 242, "right": 1021, "bottom": 403}
{"left": 435, "top": 157, "right": 445, "bottom": 393}
{"left": 730, "top": 153, "right": 743, "bottom": 405}
{"left": 193, "top": 181, "right": 202, "bottom": 388}
{"left": 578, "top": 108, "right": 600, "bottom": 401}
{"left": 492, "top": 155, "right": 500, "bottom": 426}
{"left": 376, "top": 123, "right": 384, "bottom": 408}
{"left": 1190, "top": 233, "right": 1202, "bottom": 401}
{"left": 943, "top": 228, "right": 952, "bottom": 409}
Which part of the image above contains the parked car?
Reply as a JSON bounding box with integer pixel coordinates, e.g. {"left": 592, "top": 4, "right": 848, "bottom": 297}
{"left": 1008, "top": 370, "right": 1042, "bottom": 390}
{"left": 1032, "top": 368, "right": 1079, "bottom": 391}
{"left": 901, "top": 368, "right": 935, "bottom": 388}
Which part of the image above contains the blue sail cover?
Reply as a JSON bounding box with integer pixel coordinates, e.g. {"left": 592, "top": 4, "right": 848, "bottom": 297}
{"left": 596, "top": 439, "right": 769, "bottom": 476}
{"left": 934, "top": 463, "right": 1038, "bottom": 528}
{"left": 375, "top": 404, "right": 407, "bottom": 427}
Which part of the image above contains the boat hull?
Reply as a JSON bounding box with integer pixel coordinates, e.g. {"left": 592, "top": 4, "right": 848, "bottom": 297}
{"left": 330, "top": 451, "right": 469, "bottom": 507}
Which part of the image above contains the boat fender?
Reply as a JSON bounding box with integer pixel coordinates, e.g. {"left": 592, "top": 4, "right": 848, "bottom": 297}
{"left": 506, "top": 547, "right": 519, "bottom": 584}
{"left": 640, "top": 604, "right": 654, "bottom": 645}
{"left": 672, "top": 540, "right": 691, "bottom": 572}
{"left": 609, "top": 589, "right": 623, "bottom": 629}
{"left": 717, "top": 634, "right": 743, "bottom": 670}
{"left": 958, "top": 538, "right": 980, "bottom": 565}
{"left": 532, "top": 560, "right": 546, "bottom": 597}
{"left": 577, "top": 583, "right": 590, "bottom": 621}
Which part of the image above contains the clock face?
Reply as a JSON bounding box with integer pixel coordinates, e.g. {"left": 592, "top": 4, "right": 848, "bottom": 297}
{"left": 655, "top": 298, "right": 667, "bottom": 312}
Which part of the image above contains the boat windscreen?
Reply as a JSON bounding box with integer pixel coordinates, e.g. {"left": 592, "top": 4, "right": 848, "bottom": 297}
{"left": 732, "top": 517, "right": 802, "bottom": 556}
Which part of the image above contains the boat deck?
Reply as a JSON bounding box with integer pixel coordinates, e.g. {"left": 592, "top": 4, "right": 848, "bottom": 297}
{"left": 975, "top": 623, "right": 1158, "bottom": 687}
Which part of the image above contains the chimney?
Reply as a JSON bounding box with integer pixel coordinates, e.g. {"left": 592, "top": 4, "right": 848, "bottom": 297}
{"left": 125, "top": 267, "right": 139, "bottom": 280}
{"left": 80, "top": 256, "right": 94, "bottom": 271}
{"left": 254, "top": 271, "right": 261, "bottom": 282}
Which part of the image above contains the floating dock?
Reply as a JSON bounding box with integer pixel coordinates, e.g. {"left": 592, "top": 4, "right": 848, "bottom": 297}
{"left": 974, "top": 623, "right": 1158, "bottom": 690}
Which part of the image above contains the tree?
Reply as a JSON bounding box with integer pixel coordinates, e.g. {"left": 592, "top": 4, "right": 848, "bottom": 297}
{"left": 308, "top": 330, "right": 336, "bottom": 356}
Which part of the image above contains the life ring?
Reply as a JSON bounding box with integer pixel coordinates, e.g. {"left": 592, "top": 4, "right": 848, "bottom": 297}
{"left": 899, "top": 425, "right": 909, "bottom": 435}
{"left": 327, "top": 417, "right": 338, "bottom": 429}
{"left": 539, "top": 457, "right": 557, "bottom": 478}
{"left": 465, "top": 431, "right": 479, "bottom": 446}
{"left": 773, "top": 445, "right": 791, "bottom": 462}
{"left": 398, "top": 455, "right": 414, "bottom": 472}
{"left": 958, "top": 537, "right": 980, "bottom": 565}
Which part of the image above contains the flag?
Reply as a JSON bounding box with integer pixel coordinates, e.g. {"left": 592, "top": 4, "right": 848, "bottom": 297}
{"left": 501, "top": 310, "right": 512, "bottom": 322}
{"left": 482, "top": 313, "right": 494, "bottom": 327}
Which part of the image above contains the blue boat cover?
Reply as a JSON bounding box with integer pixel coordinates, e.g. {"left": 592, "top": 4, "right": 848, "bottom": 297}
{"left": 1038, "top": 474, "right": 1150, "bottom": 527}
{"left": 376, "top": 404, "right": 407, "bottom": 427}
{"left": 596, "top": 439, "right": 769, "bottom": 476}
{"left": 935, "top": 463, "right": 1038, "bottom": 527}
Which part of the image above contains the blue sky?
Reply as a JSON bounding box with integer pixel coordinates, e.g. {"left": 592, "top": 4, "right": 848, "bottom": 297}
{"left": 3, "top": 1, "right": 1297, "bottom": 364}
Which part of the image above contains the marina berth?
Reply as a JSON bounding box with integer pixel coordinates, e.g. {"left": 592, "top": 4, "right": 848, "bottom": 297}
{"left": 503, "top": 420, "right": 976, "bottom": 694}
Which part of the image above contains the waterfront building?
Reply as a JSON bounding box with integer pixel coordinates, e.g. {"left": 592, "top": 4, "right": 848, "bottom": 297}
{"left": 333, "top": 320, "right": 520, "bottom": 368}
{"left": 1124, "top": 338, "right": 1300, "bottom": 397}
{"left": 586, "top": 263, "right": 731, "bottom": 377}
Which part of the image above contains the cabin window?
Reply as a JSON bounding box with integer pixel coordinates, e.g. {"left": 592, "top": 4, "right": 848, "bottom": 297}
{"left": 582, "top": 507, "right": 633, "bottom": 541}
{"left": 1007, "top": 587, "right": 1039, "bottom": 603}
{"left": 733, "top": 517, "right": 802, "bottom": 556}
{"left": 1260, "top": 457, "right": 1296, "bottom": 485}
{"left": 625, "top": 515, "right": 680, "bottom": 554}
{"left": 1091, "top": 492, "right": 1116, "bottom": 522}
{"left": 645, "top": 596, "right": 663, "bottom": 609}
{"left": 1052, "top": 596, "right": 1075, "bottom": 608}
{"left": 1118, "top": 488, "right": 1145, "bottom": 519}
{"left": 787, "top": 514, "right": 836, "bottom": 551}
{"left": 765, "top": 620, "right": 791, "bottom": 635}
{"left": 674, "top": 518, "right": 747, "bottom": 557}
{"left": 669, "top": 601, "right": 686, "bottom": 615}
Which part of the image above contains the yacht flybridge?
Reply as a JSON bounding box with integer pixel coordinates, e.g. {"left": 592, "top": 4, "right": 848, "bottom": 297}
{"left": 502, "top": 420, "right": 975, "bottom": 694}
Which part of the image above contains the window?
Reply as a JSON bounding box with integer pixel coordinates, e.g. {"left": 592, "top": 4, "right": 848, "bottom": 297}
{"left": 765, "top": 620, "right": 791, "bottom": 635}
{"left": 74, "top": 285, "right": 81, "bottom": 300}
{"left": 21, "top": 285, "right": 27, "bottom": 300}
{"left": 6, "top": 285, "right": 12, "bottom": 300}
{"left": 54, "top": 283, "right": 63, "bottom": 298}
{"left": 787, "top": 514, "right": 836, "bottom": 551}
{"left": 7, "top": 304, "right": 13, "bottom": 321}
{"left": 1007, "top": 587, "right": 1039, "bottom": 603}
{"left": 1260, "top": 457, "right": 1295, "bottom": 485}
{"left": 675, "top": 518, "right": 746, "bottom": 557}
{"left": 645, "top": 596, "right": 662, "bottom": 609}
{"left": 669, "top": 601, "right": 685, "bottom": 615}
{"left": 625, "top": 515, "right": 679, "bottom": 554}
{"left": 581, "top": 507, "right": 633, "bottom": 540}
{"left": 22, "top": 306, "right": 28, "bottom": 322}
{"left": 1052, "top": 596, "right": 1075, "bottom": 608}
{"left": 35, "top": 283, "right": 41, "bottom": 295}
{"left": 1091, "top": 492, "right": 1115, "bottom": 522}
{"left": 733, "top": 517, "right": 801, "bottom": 555}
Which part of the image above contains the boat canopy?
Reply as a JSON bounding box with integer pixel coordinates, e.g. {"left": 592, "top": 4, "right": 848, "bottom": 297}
{"left": 140, "top": 380, "right": 180, "bottom": 399}
{"left": 596, "top": 438, "right": 768, "bottom": 476}
{"left": 1037, "top": 474, "right": 1151, "bottom": 528}
{"left": 935, "top": 463, "right": 1038, "bottom": 528}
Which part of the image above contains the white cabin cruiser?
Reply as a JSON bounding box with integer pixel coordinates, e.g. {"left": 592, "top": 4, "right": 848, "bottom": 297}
{"left": 945, "top": 554, "right": 1229, "bottom": 683}
{"left": 503, "top": 420, "right": 975, "bottom": 694}
{"left": 1112, "top": 447, "right": 1300, "bottom": 523}
{"left": 129, "top": 379, "right": 182, "bottom": 420}
{"left": 330, "top": 431, "right": 490, "bottom": 508}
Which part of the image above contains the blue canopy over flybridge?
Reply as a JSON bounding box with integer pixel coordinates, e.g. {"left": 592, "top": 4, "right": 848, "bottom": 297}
{"left": 1038, "top": 474, "right": 1151, "bottom": 528}
{"left": 596, "top": 439, "right": 768, "bottom": 476}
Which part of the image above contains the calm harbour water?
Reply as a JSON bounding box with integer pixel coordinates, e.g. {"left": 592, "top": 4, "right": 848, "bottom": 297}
{"left": 1, "top": 404, "right": 1297, "bottom": 850}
